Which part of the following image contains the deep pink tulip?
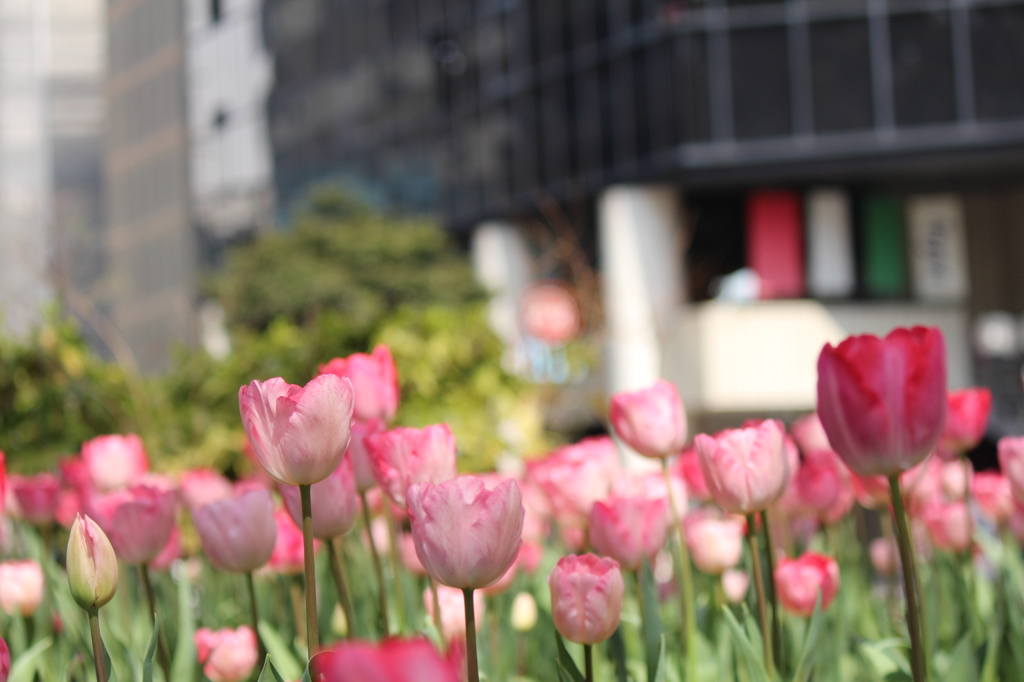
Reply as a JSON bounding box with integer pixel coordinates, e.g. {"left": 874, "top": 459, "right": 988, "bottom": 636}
{"left": 55, "top": 489, "right": 83, "bottom": 529}
{"left": 315, "top": 638, "right": 462, "bottom": 682}
{"left": 0, "top": 635, "right": 9, "bottom": 682}
{"left": 869, "top": 537, "right": 898, "bottom": 576}
{"left": 239, "top": 374, "right": 354, "bottom": 486}
{"left": 180, "top": 469, "right": 234, "bottom": 510}
{"left": 608, "top": 379, "right": 688, "bottom": 459}
{"left": 366, "top": 424, "right": 457, "bottom": 506}
{"left": 939, "top": 388, "right": 992, "bottom": 458}
{"left": 787, "top": 452, "right": 855, "bottom": 524}
{"left": 774, "top": 552, "right": 840, "bottom": 617}
{"left": 684, "top": 511, "right": 745, "bottom": 576}
{"left": 9, "top": 474, "right": 60, "bottom": 525}
{"left": 998, "top": 436, "right": 1024, "bottom": 504}
{"left": 192, "top": 489, "right": 277, "bottom": 573}
{"left": 424, "top": 585, "right": 485, "bottom": 641}
{"left": 150, "top": 526, "right": 182, "bottom": 571}
{"left": 528, "top": 436, "right": 621, "bottom": 527}
{"left": 269, "top": 508, "right": 320, "bottom": 574}
{"left": 0, "top": 560, "right": 44, "bottom": 616}
{"left": 407, "top": 475, "right": 524, "bottom": 590}
{"left": 280, "top": 455, "right": 359, "bottom": 539}
{"left": 722, "top": 569, "right": 750, "bottom": 603}
{"left": 319, "top": 345, "right": 400, "bottom": 424}
{"left": 194, "top": 626, "right": 259, "bottom": 682}
{"left": 548, "top": 554, "right": 624, "bottom": 645}
{"left": 348, "top": 419, "right": 386, "bottom": 493}
{"left": 695, "top": 419, "right": 789, "bottom": 514}
{"left": 58, "top": 456, "right": 90, "bottom": 490}
{"left": 588, "top": 495, "right": 669, "bottom": 572}
{"left": 851, "top": 473, "right": 890, "bottom": 509}
{"left": 81, "top": 434, "right": 149, "bottom": 492}
{"left": 104, "top": 485, "right": 177, "bottom": 565}
{"left": 816, "top": 327, "right": 947, "bottom": 477}
{"left": 972, "top": 472, "right": 1014, "bottom": 525}
{"left": 674, "top": 447, "right": 710, "bottom": 501}
{"left": 922, "top": 501, "right": 973, "bottom": 552}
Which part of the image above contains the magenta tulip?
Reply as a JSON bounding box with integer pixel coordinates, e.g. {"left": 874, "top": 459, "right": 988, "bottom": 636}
{"left": 588, "top": 495, "right": 669, "bottom": 571}
{"left": 9, "top": 474, "right": 60, "bottom": 525}
{"left": 694, "top": 419, "right": 789, "bottom": 514}
{"left": 684, "top": 511, "right": 745, "bottom": 576}
{"left": 366, "top": 423, "right": 457, "bottom": 506}
{"left": 407, "top": 475, "right": 524, "bottom": 590}
{"left": 319, "top": 344, "right": 400, "bottom": 424}
{"left": 104, "top": 485, "right": 177, "bottom": 565}
{"left": 192, "top": 489, "right": 277, "bottom": 573}
{"left": 81, "top": 434, "right": 149, "bottom": 492}
{"left": 998, "top": 436, "right": 1024, "bottom": 504}
{"left": 315, "top": 638, "right": 462, "bottom": 682}
{"left": 238, "top": 374, "right": 354, "bottom": 486}
{"left": 194, "top": 626, "right": 259, "bottom": 682}
{"left": 774, "top": 552, "right": 840, "bottom": 617}
{"left": 548, "top": 554, "right": 625, "bottom": 645}
{"left": 816, "top": 327, "right": 947, "bottom": 477}
{"left": 608, "top": 379, "right": 688, "bottom": 459}
{"left": 280, "top": 455, "right": 359, "bottom": 539}
{"left": 0, "top": 560, "right": 44, "bottom": 616}
{"left": 939, "top": 388, "right": 992, "bottom": 458}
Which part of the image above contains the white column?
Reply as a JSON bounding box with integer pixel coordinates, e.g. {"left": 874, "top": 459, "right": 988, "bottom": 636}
{"left": 470, "top": 221, "right": 534, "bottom": 361}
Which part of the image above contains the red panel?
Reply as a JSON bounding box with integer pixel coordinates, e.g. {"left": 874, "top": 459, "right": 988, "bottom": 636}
{"left": 745, "top": 190, "right": 805, "bottom": 299}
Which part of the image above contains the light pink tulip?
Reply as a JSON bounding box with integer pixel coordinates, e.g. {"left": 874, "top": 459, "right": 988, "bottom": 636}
{"left": 998, "top": 436, "right": 1024, "bottom": 504}
{"left": 790, "top": 413, "right": 834, "bottom": 458}
{"left": 940, "top": 460, "right": 972, "bottom": 501}
{"left": 268, "top": 508, "right": 320, "bottom": 574}
{"left": 775, "top": 552, "right": 840, "bottom": 617}
{"left": 407, "top": 475, "right": 524, "bottom": 590}
{"left": 548, "top": 554, "right": 624, "bottom": 645}
{"left": 939, "top": 388, "right": 992, "bottom": 458}
{"left": 589, "top": 495, "right": 669, "bottom": 572}
{"left": 695, "top": 419, "right": 789, "bottom": 514}
{"left": 192, "top": 489, "right": 277, "bottom": 573}
{"left": 319, "top": 345, "right": 400, "bottom": 424}
{"left": 816, "top": 327, "right": 947, "bottom": 477}
{"left": 366, "top": 424, "right": 457, "bottom": 506}
{"left": 424, "top": 585, "right": 485, "bottom": 641}
{"left": 180, "top": 469, "right": 234, "bottom": 510}
{"left": 528, "top": 436, "right": 620, "bottom": 527}
{"left": 869, "top": 537, "right": 898, "bottom": 576}
{"left": 610, "top": 470, "right": 688, "bottom": 521}
{"left": 922, "top": 501, "right": 973, "bottom": 553}
{"left": 280, "top": 455, "right": 359, "bottom": 539}
{"left": 81, "top": 434, "right": 149, "bottom": 492}
{"left": 721, "top": 569, "right": 750, "bottom": 603}
{"left": 9, "top": 474, "right": 60, "bottom": 525}
{"left": 104, "top": 485, "right": 177, "bottom": 565}
{"left": 238, "top": 374, "right": 354, "bottom": 486}
{"left": 315, "top": 638, "right": 462, "bottom": 682}
{"left": 194, "top": 626, "right": 259, "bottom": 682}
{"left": 399, "top": 533, "right": 426, "bottom": 575}
{"left": 348, "top": 419, "right": 386, "bottom": 493}
{"left": 972, "top": 471, "right": 1014, "bottom": 525}
{"left": 608, "top": 379, "right": 688, "bottom": 459}
{"left": 684, "top": 511, "right": 745, "bottom": 575}
{"left": 0, "top": 560, "right": 44, "bottom": 616}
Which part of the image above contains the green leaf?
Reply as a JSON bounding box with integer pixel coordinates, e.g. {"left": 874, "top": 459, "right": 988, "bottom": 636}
{"left": 169, "top": 566, "right": 196, "bottom": 682}
{"left": 721, "top": 606, "right": 770, "bottom": 682}
{"left": 142, "top": 618, "right": 160, "bottom": 682}
{"left": 652, "top": 635, "right": 668, "bottom": 682}
{"left": 640, "top": 560, "right": 665, "bottom": 682}
{"left": 791, "top": 594, "right": 823, "bottom": 682}
{"left": 942, "top": 634, "right": 978, "bottom": 682}
{"left": 257, "top": 655, "right": 288, "bottom": 682}
{"left": 607, "top": 626, "right": 629, "bottom": 682}
{"left": 257, "top": 622, "right": 303, "bottom": 682}
{"left": 8, "top": 637, "right": 52, "bottom": 682}
{"left": 555, "top": 634, "right": 585, "bottom": 682}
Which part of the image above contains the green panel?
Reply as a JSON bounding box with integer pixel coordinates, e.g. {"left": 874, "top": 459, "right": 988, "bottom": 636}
{"left": 861, "top": 193, "right": 908, "bottom": 297}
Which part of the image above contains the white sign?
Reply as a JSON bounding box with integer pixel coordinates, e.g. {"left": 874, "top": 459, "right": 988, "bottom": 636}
{"left": 806, "top": 187, "right": 856, "bottom": 298}
{"left": 908, "top": 194, "right": 969, "bottom": 302}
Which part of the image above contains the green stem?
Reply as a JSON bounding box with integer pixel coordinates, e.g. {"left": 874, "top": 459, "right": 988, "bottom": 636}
{"left": 761, "top": 510, "right": 783, "bottom": 672}
{"left": 246, "top": 572, "right": 266, "bottom": 663}
{"left": 383, "top": 501, "right": 408, "bottom": 634}
{"left": 359, "top": 490, "right": 390, "bottom": 635}
{"left": 661, "top": 461, "right": 697, "bottom": 682}
{"left": 89, "top": 609, "right": 107, "bottom": 682}
{"left": 584, "top": 643, "right": 594, "bottom": 682}
{"left": 139, "top": 564, "right": 171, "bottom": 679}
{"left": 746, "top": 513, "right": 775, "bottom": 677}
{"left": 888, "top": 475, "right": 927, "bottom": 682}
{"left": 328, "top": 538, "right": 356, "bottom": 639}
{"left": 463, "top": 588, "right": 480, "bottom": 682}
{"left": 300, "top": 484, "right": 320, "bottom": 656}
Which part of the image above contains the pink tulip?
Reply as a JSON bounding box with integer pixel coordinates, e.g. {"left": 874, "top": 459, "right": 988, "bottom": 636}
{"left": 315, "top": 638, "right": 462, "bottom": 682}
{"left": 192, "top": 489, "right": 277, "bottom": 573}
{"left": 869, "top": 538, "right": 898, "bottom": 576}
{"left": 81, "top": 434, "right": 149, "bottom": 492}
{"left": 0, "top": 560, "right": 44, "bottom": 616}
{"left": 939, "top": 388, "right": 992, "bottom": 458}
{"left": 528, "top": 436, "right": 621, "bottom": 527}
{"left": 790, "top": 413, "right": 834, "bottom": 458}
{"left": 424, "top": 585, "right": 485, "bottom": 641}
{"left": 102, "top": 485, "right": 177, "bottom": 565}
{"left": 608, "top": 379, "right": 688, "bottom": 459}
{"left": 348, "top": 419, "right": 386, "bottom": 493}
{"left": 407, "top": 475, "right": 524, "bottom": 590}
{"left": 0, "top": 635, "right": 9, "bottom": 682}
{"left": 58, "top": 456, "right": 90, "bottom": 490}
{"left": 319, "top": 345, "right": 400, "bottom": 424}
{"left": 268, "top": 508, "right": 319, "bottom": 574}
{"left": 55, "top": 489, "right": 83, "bottom": 529}
{"left": 694, "top": 420, "right": 789, "bottom": 514}
{"left": 548, "top": 554, "right": 624, "bottom": 645}
{"left": 674, "top": 447, "right": 710, "bottom": 501}
{"left": 610, "top": 470, "right": 688, "bottom": 521}
{"left": 940, "top": 460, "right": 972, "bottom": 501}
{"left": 366, "top": 424, "right": 457, "bottom": 507}
{"left": 774, "top": 552, "right": 840, "bottom": 617}
{"left": 180, "top": 469, "right": 234, "bottom": 510}
{"left": 0, "top": 451, "right": 5, "bottom": 519}
{"left": 150, "top": 526, "right": 182, "bottom": 571}
{"left": 238, "top": 374, "right": 354, "bottom": 486}
{"left": 851, "top": 473, "right": 890, "bottom": 509}
{"left": 588, "top": 495, "right": 669, "bottom": 571}
{"left": 1010, "top": 503, "right": 1024, "bottom": 544}
{"left": 787, "top": 452, "right": 855, "bottom": 524}
{"left": 998, "top": 436, "right": 1024, "bottom": 504}
{"left": 972, "top": 472, "right": 1014, "bottom": 525}
{"left": 399, "top": 533, "right": 426, "bottom": 575}
{"left": 194, "top": 626, "right": 259, "bottom": 682}
{"left": 684, "top": 511, "right": 745, "bottom": 575}
{"left": 721, "top": 569, "right": 750, "bottom": 603}
{"left": 280, "top": 455, "right": 359, "bottom": 539}
{"left": 816, "top": 327, "right": 947, "bottom": 477}
{"left": 9, "top": 474, "right": 60, "bottom": 525}
{"left": 922, "top": 501, "right": 973, "bottom": 552}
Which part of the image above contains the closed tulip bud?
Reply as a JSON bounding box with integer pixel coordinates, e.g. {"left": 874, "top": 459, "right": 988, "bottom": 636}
{"left": 180, "top": 469, "right": 234, "bottom": 510}
{"left": 9, "top": 474, "right": 60, "bottom": 526}
{"left": 510, "top": 591, "right": 538, "bottom": 631}
{"left": 684, "top": 512, "right": 745, "bottom": 575}
{"left": 408, "top": 476, "right": 524, "bottom": 589}
{"left": 695, "top": 420, "right": 789, "bottom": 514}
{"left": 0, "top": 635, "right": 9, "bottom": 682}
{"left": 319, "top": 345, "right": 400, "bottom": 424}
{"left": 81, "top": 434, "right": 149, "bottom": 492}
{"left": 239, "top": 374, "right": 354, "bottom": 486}
{"left": 67, "top": 514, "right": 118, "bottom": 610}
{"left": 192, "top": 489, "right": 277, "bottom": 573}
{"left": 817, "top": 327, "right": 947, "bottom": 477}
{"left": 194, "top": 626, "right": 259, "bottom": 682}
{"left": 0, "top": 560, "right": 44, "bottom": 616}
{"left": 939, "top": 388, "right": 992, "bottom": 458}
{"left": 348, "top": 419, "right": 386, "bottom": 493}
{"left": 589, "top": 495, "right": 669, "bottom": 572}
{"left": 609, "top": 379, "right": 688, "bottom": 459}
{"left": 280, "top": 455, "right": 359, "bottom": 539}
{"left": 998, "top": 436, "right": 1024, "bottom": 504}
{"left": 424, "top": 585, "right": 485, "bottom": 641}
{"left": 105, "top": 485, "right": 177, "bottom": 565}
{"left": 774, "top": 552, "right": 840, "bottom": 617}
{"left": 922, "top": 501, "right": 973, "bottom": 553}
{"left": 367, "top": 424, "right": 457, "bottom": 506}
{"left": 721, "top": 569, "right": 750, "bottom": 603}
{"left": 315, "top": 638, "right": 462, "bottom": 682}
{"left": 549, "top": 554, "right": 624, "bottom": 645}
{"left": 972, "top": 472, "right": 1014, "bottom": 525}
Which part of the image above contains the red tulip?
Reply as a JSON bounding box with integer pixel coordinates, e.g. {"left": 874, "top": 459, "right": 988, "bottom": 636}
{"left": 319, "top": 345, "right": 400, "bottom": 424}
{"left": 314, "top": 638, "right": 462, "bottom": 682}
{"left": 194, "top": 626, "right": 259, "bottom": 682}
{"left": 0, "top": 560, "right": 44, "bottom": 616}
{"left": 939, "top": 388, "right": 992, "bottom": 458}
{"left": 9, "top": 474, "right": 60, "bottom": 526}
{"left": 774, "top": 552, "right": 840, "bottom": 617}
{"left": 998, "top": 436, "right": 1024, "bottom": 504}
{"left": 81, "top": 434, "right": 149, "bottom": 492}
{"left": 407, "top": 476, "right": 523, "bottom": 590}
{"left": 102, "top": 485, "right": 177, "bottom": 565}
{"left": 192, "top": 489, "right": 277, "bottom": 573}
{"left": 608, "top": 379, "right": 688, "bottom": 459}
{"left": 588, "top": 495, "right": 669, "bottom": 572}
{"left": 528, "top": 436, "right": 621, "bottom": 527}
{"left": 280, "top": 455, "right": 359, "bottom": 539}
{"left": 366, "top": 424, "right": 457, "bottom": 507}
{"left": 684, "top": 511, "right": 745, "bottom": 576}
{"left": 972, "top": 471, "right": 1014, "bottom": 525}
{"left": 921, "top": 501, "right": 972, "bottom": 552}
{"left": 816, "top": 327, "right": 947, "bottom": 477}
{"left": 268, "top": 508, "right": 319, "bottom": 574}
{"left": 548, "top": 554, "right": 624, "bottom": 645}
{"left": 348, "top": 419, "right": 386, "bottom": 493}
{"left": 180, "top": 469, "right": 234, "bottom": 510}
{"left": 695, "top": 420, "right": 790, "bottom": 514}
{"left": 239, "top": 375, "right": 354, "bottom": 486}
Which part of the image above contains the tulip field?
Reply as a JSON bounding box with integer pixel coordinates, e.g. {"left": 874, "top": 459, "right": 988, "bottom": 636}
{"left": 4, "top": 327, "right": 1024, "bottom": 681}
